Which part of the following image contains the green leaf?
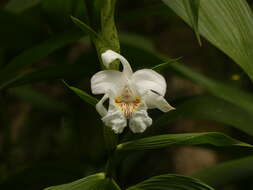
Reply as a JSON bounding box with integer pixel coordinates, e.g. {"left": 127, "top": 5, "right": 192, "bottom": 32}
{"left": 44, "top": 172, "right": 121, "bottom": 190}
{"left": 182, "top": 0, "right": 201, "bottom": 45}
{"left": 154, "top": 95, "right": 253, "bottom": 136}
{"left": 127, "top": 174, "right": 214, "bottom": 190}
{"left": 156, "top": 59, "right": 253, "bottom": 117}
{"left": 8, "top": 86, "right": 71, "bottom": 114}
{"left": 0, "top": 30, "right": 83, "bottom": 90}
{"left": 70, "top": 16, "right": 102, "bottom": 40}
{"left": 117, "top": 132, "right": 252, "bottom": 151}
{"left": 192, "top": 155, "right": 253, "bottom": 187}
{"left": 5, "top": 0, "right": 41, "bottom": 13}
{"left": 162, "top": 0, "right": 253, "bottom": 81}
{"left": 63, "top": 81, "right": 98, "bottom": 106}
{"left": 103, "top": 125, "right": 118, "bottom": 152}
{"left": 152, "top": 57, "right": 182, "bottom": 72}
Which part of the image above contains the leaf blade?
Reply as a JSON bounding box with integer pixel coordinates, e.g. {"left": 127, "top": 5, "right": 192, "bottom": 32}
{"left": 162, "top": 0, "right": 253, "bottom": 81}
{"left": 63, "top": 81, "right": 98, "bottom": 106}
{"left": 127, "top": 174, "right": 214, "bottom": 190}
{"left": 44, "top": 172, "right": 121, "bottom": 190}
{"left": 182, "top": 0, "right": 201, "bottom": 45}
{"left": 117, "top": 132, "right": 252, "bottom": 151}
{"left": 192, "top": 155, "right": 253, "bottom": 187}
{"left": 154, "top": 95, "right": 253, "bottom": 136}
{"left": 70, "top": 16, "right": 104, "bottom": 41}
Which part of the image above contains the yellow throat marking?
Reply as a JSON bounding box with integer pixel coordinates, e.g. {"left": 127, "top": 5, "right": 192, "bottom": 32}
{"left": 114, "top": 96, "right": 141, "bottom": 117}
{"left": 114, "top": 86, "right": 141, "bottom": 117}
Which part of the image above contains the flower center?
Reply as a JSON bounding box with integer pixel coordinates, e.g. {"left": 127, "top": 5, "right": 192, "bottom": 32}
{"left": 114, "top": 86, "right": 141, "bottom": 117}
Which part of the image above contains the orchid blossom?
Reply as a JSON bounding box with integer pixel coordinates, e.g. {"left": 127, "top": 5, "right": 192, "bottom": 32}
{"left": 91, "top": 50, "right": 175, "bottom": 134}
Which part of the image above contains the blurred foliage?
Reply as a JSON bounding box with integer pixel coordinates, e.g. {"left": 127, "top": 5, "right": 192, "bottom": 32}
{"left": 127, "top": 174, "right": 214, "bottom": 190}
{"left": 0, "top": 0, "right": 253, "bottom": 190}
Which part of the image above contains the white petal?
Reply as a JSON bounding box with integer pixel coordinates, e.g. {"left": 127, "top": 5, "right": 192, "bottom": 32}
{"left": 131, "top": 69, "right": 167, "bottom": 96}
{"left": 129, "top": 110, "right": 152, "bottom": 133}
{"left": 101, "top": 50, "right": 133, "bottom": 77}
{"left": 102, "top": 108, "right": 127, "bottom": 134}
{"left": 91, "top": 70, "right": 125, "bottom": 96}
{"left": 144, "top": 91, "right": 175, "bottom": 112}
{"left": 95, "top": 94, "right": 109, "bottom": 117}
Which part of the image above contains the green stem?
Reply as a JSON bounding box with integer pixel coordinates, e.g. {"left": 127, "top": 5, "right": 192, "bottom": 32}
{"left": 89, "top": 0, "right": 120, "bottom": 178}
{"left": 93, "top": 0, "right": 120, "bottom": 69}
{"left": 103, "top": 125, "right": 118, "bottom": 152}
{"left": 101, "top": 0, "right": 120, "bottom": 53}
{"left": 105, "top": 153, "right": 116, "bottom": 178}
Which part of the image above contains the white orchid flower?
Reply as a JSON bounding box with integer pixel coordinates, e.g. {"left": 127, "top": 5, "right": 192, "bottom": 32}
{"left": 91, "top": 50, "right": 175, "bottom": 134}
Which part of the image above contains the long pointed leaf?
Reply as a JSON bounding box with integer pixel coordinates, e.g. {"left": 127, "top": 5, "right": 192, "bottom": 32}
{"left": 162, "top": 0, "right": 253, "bottom": 81}
{"left": 192, "top": 155, "right": 253, "bottom": 187}
{"left": 70, "top": 16, "right": 104, "bottom": 42}
{"left": 63, "top": 81, "right": 98, "bottom": 106}
{"left": 44, "top": 172, "right": 121, "bottom": 190}
{"left": 117, "top": 132, "right": 252, "bottom": 151}
{"left": 127, "top": 174, "right": 214, "bottom": 190}
{"left": 182, "top": 0, "right": 201, "bottom": 45}
{"left": 154, "top": 95, "right": 253, "bottom": 136}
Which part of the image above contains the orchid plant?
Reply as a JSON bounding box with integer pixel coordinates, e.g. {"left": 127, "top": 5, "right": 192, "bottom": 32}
{"left": 0, "top": 0, "right": 250, "bottom": 190}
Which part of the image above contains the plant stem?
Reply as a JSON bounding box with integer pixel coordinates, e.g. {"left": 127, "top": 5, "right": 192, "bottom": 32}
{"left": 101, "top": 0, "right": 120, "bottom": 53}
{"left": 89, "top": 0, "right": 120, "bottom": 178}
{"left": 92, "top": 0, "right": 120, "bottom": 70}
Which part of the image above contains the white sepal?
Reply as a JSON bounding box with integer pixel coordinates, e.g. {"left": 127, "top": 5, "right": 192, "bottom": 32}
{"left": 91, "top": 70, "right": 125, "bottom": 96}
{"left": 131, "top": 69, "right": 166, "bottom": 96}
{"left": 144, "top": 91, "right": 175, "bottom": 112}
